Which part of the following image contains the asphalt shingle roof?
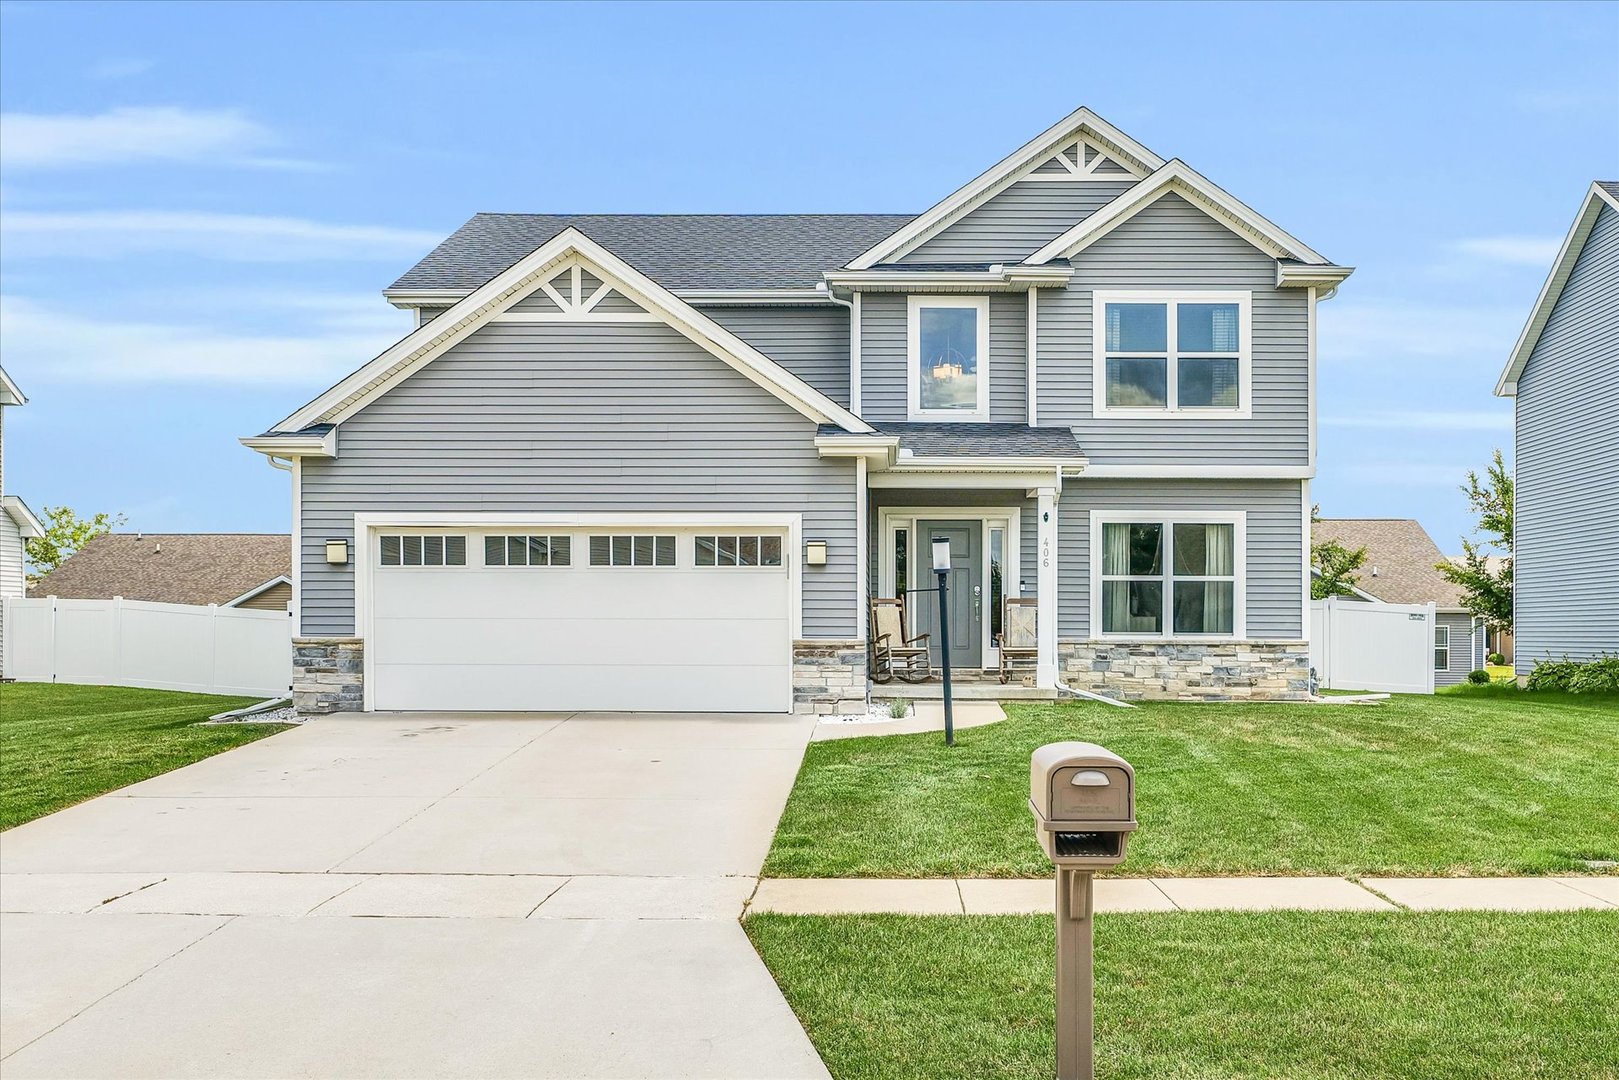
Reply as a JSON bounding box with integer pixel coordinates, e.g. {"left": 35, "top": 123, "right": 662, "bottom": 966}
{"left": 29, "top": 534, "right": 290, "bottom": 606}
{"left": 818, "top": 422, "right": 1084, "bottom": 458}
{"left": 390, "top": 214, "right": 917, "bottom": 292}
{"left": 1311, "top": 518, "right": 1468, "bottom": 608}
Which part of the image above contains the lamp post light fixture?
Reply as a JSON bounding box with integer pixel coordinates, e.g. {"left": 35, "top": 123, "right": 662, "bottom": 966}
{"left": 325, "top": 538, "right": 350, "bottom": 566}
{"left": 931, "top": 535, "right": 955, "bottom": 747}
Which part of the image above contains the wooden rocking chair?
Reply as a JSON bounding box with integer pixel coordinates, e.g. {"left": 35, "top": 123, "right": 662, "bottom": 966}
{"left": 869, "top": 597, "right": 931, "bottom": 683}
{"left": 998, "top": 596, "right": 1039, "bottom": 684}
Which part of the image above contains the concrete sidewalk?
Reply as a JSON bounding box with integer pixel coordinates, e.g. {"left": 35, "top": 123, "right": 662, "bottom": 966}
{"left": 748, "top": 875, "right": 1619, "bottom": 915}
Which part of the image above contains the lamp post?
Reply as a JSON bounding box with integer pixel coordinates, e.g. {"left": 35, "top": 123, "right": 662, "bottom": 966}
{"left": 931, "top": 536, "right": 955, "bottom": 747}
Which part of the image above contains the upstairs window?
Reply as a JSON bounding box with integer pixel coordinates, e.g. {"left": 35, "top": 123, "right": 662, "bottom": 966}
{"left": 1094, "top": 292, "right": 1250, "bottom": 417}
{"left": 908, "top": 296, "right": 990, "bottom": 421}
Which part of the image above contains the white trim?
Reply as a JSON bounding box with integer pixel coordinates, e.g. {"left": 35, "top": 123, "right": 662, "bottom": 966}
{"left": 0, "top": 365, "right": 25, "bottom": 406}
{"left": 271, "top": 228, "right": 870, "bottom": 435}
{"left": 846, "top": 107, "right": 1165, "bottom": 270}
{"left": 387, "top": 286, "right": 841, "bottom": 308}
{"left": 876, "top": 505, "right": 1023, "bottom": 669}
{"left": 868, "top": 470, "right": 1077, "bottom": 490}
{"left": 907, "top": 295, "right": 992, "bottom": 422}
{"left": 290, "top": 457, "right": 302, "bottom": 636}
{"left": 1082, "top": 464, "right": 1314, "bottom": 478}
{"left": 240, "top": 426, "right": 337, "bottom": 459}
{"left": 850, "top": 292, "right": 863, "bottom": 415}
{"left": 1306, "top": 286, "right": 1318, "bottom": 466}
{"left": 1088, "top": 510, "right": 1248, "bottom": 641}
{"left": 1, "top": 494, "right": 45, "bottom": 539}
{"left": 1300, "top": 480, "right": 1312, "bottom": 644}
{"left": 1025, "top": 159, "right": 1333, "bottom": 267}
{"left": 1035, "top": 484, "right": 1058, "bottom": 688}
{"left": 1433, "top": 623, "right": 1450, "bottom": 671}
{"left": 1090, "top": 290, "right": 1252, "bottom": 419}
{"left": 353, "top": 510, "right": 803, "bottom": 713}
{"left": 222, "top": 575, "right": 292, "bottom": 609}
{"left": 855, "top": 456, "right": 868, "bottom": 644}
{"left": 1027, "top": 288, "right": 1039, "bottom": 425}
{"left": 1496, "top": 181, "right": 1619, "bottom": 395}
{"left": 824, "top": 266, "right": 1074, "bottom": 292}
{"left": 1276, "top": 263, "right": 1355, "bottom": 289}
{"left": 489, "top": 311, "right": 663, "bottom": 323}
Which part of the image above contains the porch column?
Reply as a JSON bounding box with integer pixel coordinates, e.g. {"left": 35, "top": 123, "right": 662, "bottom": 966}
{"left": 1036, "top": 483, "right": 1059, "bottom": 689}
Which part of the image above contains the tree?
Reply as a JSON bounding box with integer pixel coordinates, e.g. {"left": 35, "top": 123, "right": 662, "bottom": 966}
{"left": 1437, "top": 448, "right": 1513, "bottom": 630}
{"left": 1309, "top": 504, "right": 1369, "bottom": 599}
{"left": 1311, "top": 538, "right": 1369, "bottom": 599}
{"left": 24, "top": 507, "right": 126, "bottom": 579}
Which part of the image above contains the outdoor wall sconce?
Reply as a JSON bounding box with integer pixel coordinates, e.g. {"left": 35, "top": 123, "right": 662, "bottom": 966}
{"left": 804, "top": 540, "right": 828, "bottom": 566}
{"left": 325, "top": 538, "right": 351, "bottom": 565}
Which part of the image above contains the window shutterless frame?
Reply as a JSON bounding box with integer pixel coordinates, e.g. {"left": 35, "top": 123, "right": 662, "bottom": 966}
{"left": 1088, "top": 510, "right": 1247, "bottom": 640}
{"left": 1091, "top": 290, "right": 1252, "bottom": 419}
{"left": 1434, "top": 625, "right": 1450, "bottom": 671}
{"left": 907, "top": 295, "right": 991, "bottom": 422}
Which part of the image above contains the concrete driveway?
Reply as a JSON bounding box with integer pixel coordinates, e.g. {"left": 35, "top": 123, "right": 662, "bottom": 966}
{"left": 0, "top": 711, "right": 829, "bottom": 1079}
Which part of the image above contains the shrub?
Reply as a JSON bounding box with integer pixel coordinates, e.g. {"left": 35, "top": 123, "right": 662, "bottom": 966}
{"left": 1488, "top": 652, "right": 1505, "bottom": 666}
{"left": 1526, "top": 655, "right": 1619, "bottom": 693}
{"left": 1467, "top": 669, "right": 1492, "bottom": 685}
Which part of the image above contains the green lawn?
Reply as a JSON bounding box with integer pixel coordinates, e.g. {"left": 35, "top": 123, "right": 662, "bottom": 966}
{"left": 0, "top": 683, "right": 290, "bottom": 829}
{"left": 764, "top": 690, "right": 1619, "bottom": 878}
{"left": 746, "top": 910, "right": 1619, "bottom": 1080}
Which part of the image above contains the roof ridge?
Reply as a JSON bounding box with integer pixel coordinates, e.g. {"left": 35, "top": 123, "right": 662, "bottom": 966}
{"left": 470, "top": 211, "right": 917, "bottom": 219}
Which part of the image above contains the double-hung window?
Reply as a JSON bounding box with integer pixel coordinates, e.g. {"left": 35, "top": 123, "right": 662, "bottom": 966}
{"left": 907, "top": 295, "right": 990, "bottom": 421}
{"left": 1093, "top": 514, "right": 1244, "bottom": 638}
{"left": 1434, "top": 626, "right": 1450, "bottom": 671}
{"left": 1093, "top": 292, "right": 1250, "bottom": 416}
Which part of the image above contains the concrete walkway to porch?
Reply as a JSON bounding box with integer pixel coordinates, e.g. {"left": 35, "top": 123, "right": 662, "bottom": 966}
{"left": 748, "top": 875, "right": 1619, "bottom": 915}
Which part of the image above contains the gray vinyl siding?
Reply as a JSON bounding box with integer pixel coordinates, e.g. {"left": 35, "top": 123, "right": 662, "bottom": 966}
{"left": 1513, "top": 202, "right": 1619, "bottom": 673}
{"left": 300, "top": 321, "right": 858, "bottom": 639}
{"left": 416, "top": 306, "right": 450, "bottom": 327}
{"left": 1057, "top": 478, "right": 1306, "bottom": 639}
{"left": 1434, "top": 611, "right": 1475, "bottom": 687}
{"left": 901, "top": 180, "right": 1135, "bottom": 264}
{"left": 701, "top": 304, "right": 851, "bottom": 408}
{"left": 1038, "top": 193, "right": 1310, "bottom": 466}
{"left": 0, "top": 516, "right": 24, "bottom": 675}
{"left": 858, "top": 292, "right": 1028, "bottom": 423}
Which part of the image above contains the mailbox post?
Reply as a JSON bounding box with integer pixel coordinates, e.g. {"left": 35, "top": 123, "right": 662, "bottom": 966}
{"left": 1029, "top": 743, "right": 1136, "bottom": 1080}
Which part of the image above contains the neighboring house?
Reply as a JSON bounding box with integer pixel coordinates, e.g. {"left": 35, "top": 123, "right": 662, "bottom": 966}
{"left": 1, "top": 365, "right": 46, "bottom": 677}
{"left": 1313, "top": 518, "right": 1478, "bottom": 687}
{"left": 1496, "top": 181, "right": 1619, "bottom": 676}
{"left": 1444, "top": 553, "right": 1512, "bottom": 664}
{"left": 245, "top": 106, "right": 1352, "bottom": 714}
{"left": 29, "top": 534, "right": 292, "bottom": 611}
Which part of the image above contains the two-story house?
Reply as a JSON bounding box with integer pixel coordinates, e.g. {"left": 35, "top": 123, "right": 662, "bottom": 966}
{"left": 245, "top": 107, "right": 1351, "bottom": 714}
{"left": 1495, "top": 181, "right": 1619, "bottom": 675}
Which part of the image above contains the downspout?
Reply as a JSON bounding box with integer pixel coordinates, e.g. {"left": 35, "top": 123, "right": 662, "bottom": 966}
{"left": 1045, "top": 463, "right": 1134, "bottom": 708}
{"left": 822, "top": 283, "right": 860, "bottom": 417}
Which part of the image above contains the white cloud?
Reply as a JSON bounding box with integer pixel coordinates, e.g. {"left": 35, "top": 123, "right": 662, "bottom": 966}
{"left": 1321, "top": 410, "right": 1512, "bottom": 432}
{"left": 1452, "top": 235, "right": 1562, "bottom": 266}
{"left": 0, "top": 294, "right": 407, "bottom": 385}
{"left": 0, "top": 106, "right": 315, "bottom": 169}
{"left": 1, "top": 210, "right": 442, "bottom": 261}
{"left": 1318, "top": 301, "right": 1522, "bottom": 363}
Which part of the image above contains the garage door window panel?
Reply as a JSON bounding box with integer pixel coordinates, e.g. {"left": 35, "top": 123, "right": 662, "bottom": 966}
{"left": 696, "top": 535, "right": 784, "bottom": 567}
{"left": 590, "top": 534, "right": 677, "bottom": 567}
{"left": 379, "top": 534, "right": 467, "bottom": 567}
{"left": 485, "top": 535, "right": 571, "bottom": 567}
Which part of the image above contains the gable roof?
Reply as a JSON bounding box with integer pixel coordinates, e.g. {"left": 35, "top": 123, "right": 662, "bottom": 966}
{"left": 268, "top": 228, "right": 872, "bottom": 436}
{"left": 1024, "top": 159, "right": 1338, "bottom": 268}
{"left": 1496, "top": 181, "right": 1619, "bottom": 396}
{"left": 0, "top": 364, "right": 24, "bottom": 406}
{"left": 845, "top": 107, "right": 1166, "bottom": 270}
{"left": 29, "top": 533, "right": 291, "bottom": 607}
{"left": 388, "top": 214, "right": 915, "bottom": 296}
{"left": 1311, "top": 518, "right": 1467, "bottom": 608}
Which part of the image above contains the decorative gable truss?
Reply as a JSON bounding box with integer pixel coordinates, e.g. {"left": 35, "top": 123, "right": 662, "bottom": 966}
{"left": 256, "top": 228, "right": 872, "bottom": 442}
{"left": 1024, "top": 138, "right": 1135, "bottom": 181}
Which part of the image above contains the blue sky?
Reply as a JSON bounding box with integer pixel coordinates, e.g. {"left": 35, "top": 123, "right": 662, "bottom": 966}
{"left": 2, "top": 0, "right": 1615, "bottom": 550}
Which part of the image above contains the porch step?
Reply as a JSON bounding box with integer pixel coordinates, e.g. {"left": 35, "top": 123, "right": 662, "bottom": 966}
{"left": 873, "top": 682, "right": 1057, "bottom": 701}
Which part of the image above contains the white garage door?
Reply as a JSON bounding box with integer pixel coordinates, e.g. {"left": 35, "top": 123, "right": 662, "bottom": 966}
{"left": 368, "top": 529, "right": 791, "bottom": 712}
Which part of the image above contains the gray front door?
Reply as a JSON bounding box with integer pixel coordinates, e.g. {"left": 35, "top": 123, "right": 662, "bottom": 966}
{"left": 914, "top": 520, "right": 982, "bottom": 669}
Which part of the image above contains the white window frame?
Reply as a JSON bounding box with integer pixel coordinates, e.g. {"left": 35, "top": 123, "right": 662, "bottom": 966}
{"left": 377, "top": 533, "right": 469, "bottom": 568}
{"left": 877, "top": 506, "right": 1022, "bottom": 667}
{"left": 1089, "top": 511, "right": 1247, "bottom": 641}
{"left": 1434, "top": 624, "right": 1450, "bottom": 671}
{"left": 694, "top": 534, "right": 785, "bottom": 569}
{"left": 1091, "top": 290, "right": 1252, "bottom": 419}
{"left": 907, "top": 295, "right": 992, "bottom": 422}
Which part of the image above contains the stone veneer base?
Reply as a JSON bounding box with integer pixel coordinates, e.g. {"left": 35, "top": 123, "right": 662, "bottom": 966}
{"left": 292, "top": 637, "right": 364, "bottom": 714}
{"left": 793, "top": 640, "right": 869, "bottom": 715}
{"left": 1058, "top": 640, "right": 1310, "bottom": 702}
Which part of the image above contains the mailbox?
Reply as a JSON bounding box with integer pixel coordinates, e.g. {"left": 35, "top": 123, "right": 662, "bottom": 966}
{"left": 1029, "top": 741, "right": 1136, "bottom": 868}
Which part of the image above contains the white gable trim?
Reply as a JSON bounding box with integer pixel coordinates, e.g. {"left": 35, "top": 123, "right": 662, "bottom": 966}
{"left": 1024, "top": 160, "right": 1333, "bottom": 267}
{"left": 2, "top": 495, "right": 45, "bottom": 539}
{"left": 273, "top": 229, "right": 871, "bottom": 435}
{"left": 223, "top": 575, "right": 292, "bottom": 609}
{"left": 1496, "top": 182, "right": 1619, "bottom": 396}
{"left": 0, "top": 365, "right": 25, "bottom": 406}
{"left": 844, "top": 107, "right": 1166, "bottom": 271}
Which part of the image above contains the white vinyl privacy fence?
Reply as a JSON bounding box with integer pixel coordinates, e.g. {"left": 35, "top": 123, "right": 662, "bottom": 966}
{"left": 2, "top": 597, "right": 290, "bottom": 697}
{"left": 1310, "top": 597, "right": 1436, "bottom": 695}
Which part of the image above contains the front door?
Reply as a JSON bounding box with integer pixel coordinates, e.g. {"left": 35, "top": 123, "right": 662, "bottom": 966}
{"left": 913, "top": 520, "right": 982, "bottom": 669}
